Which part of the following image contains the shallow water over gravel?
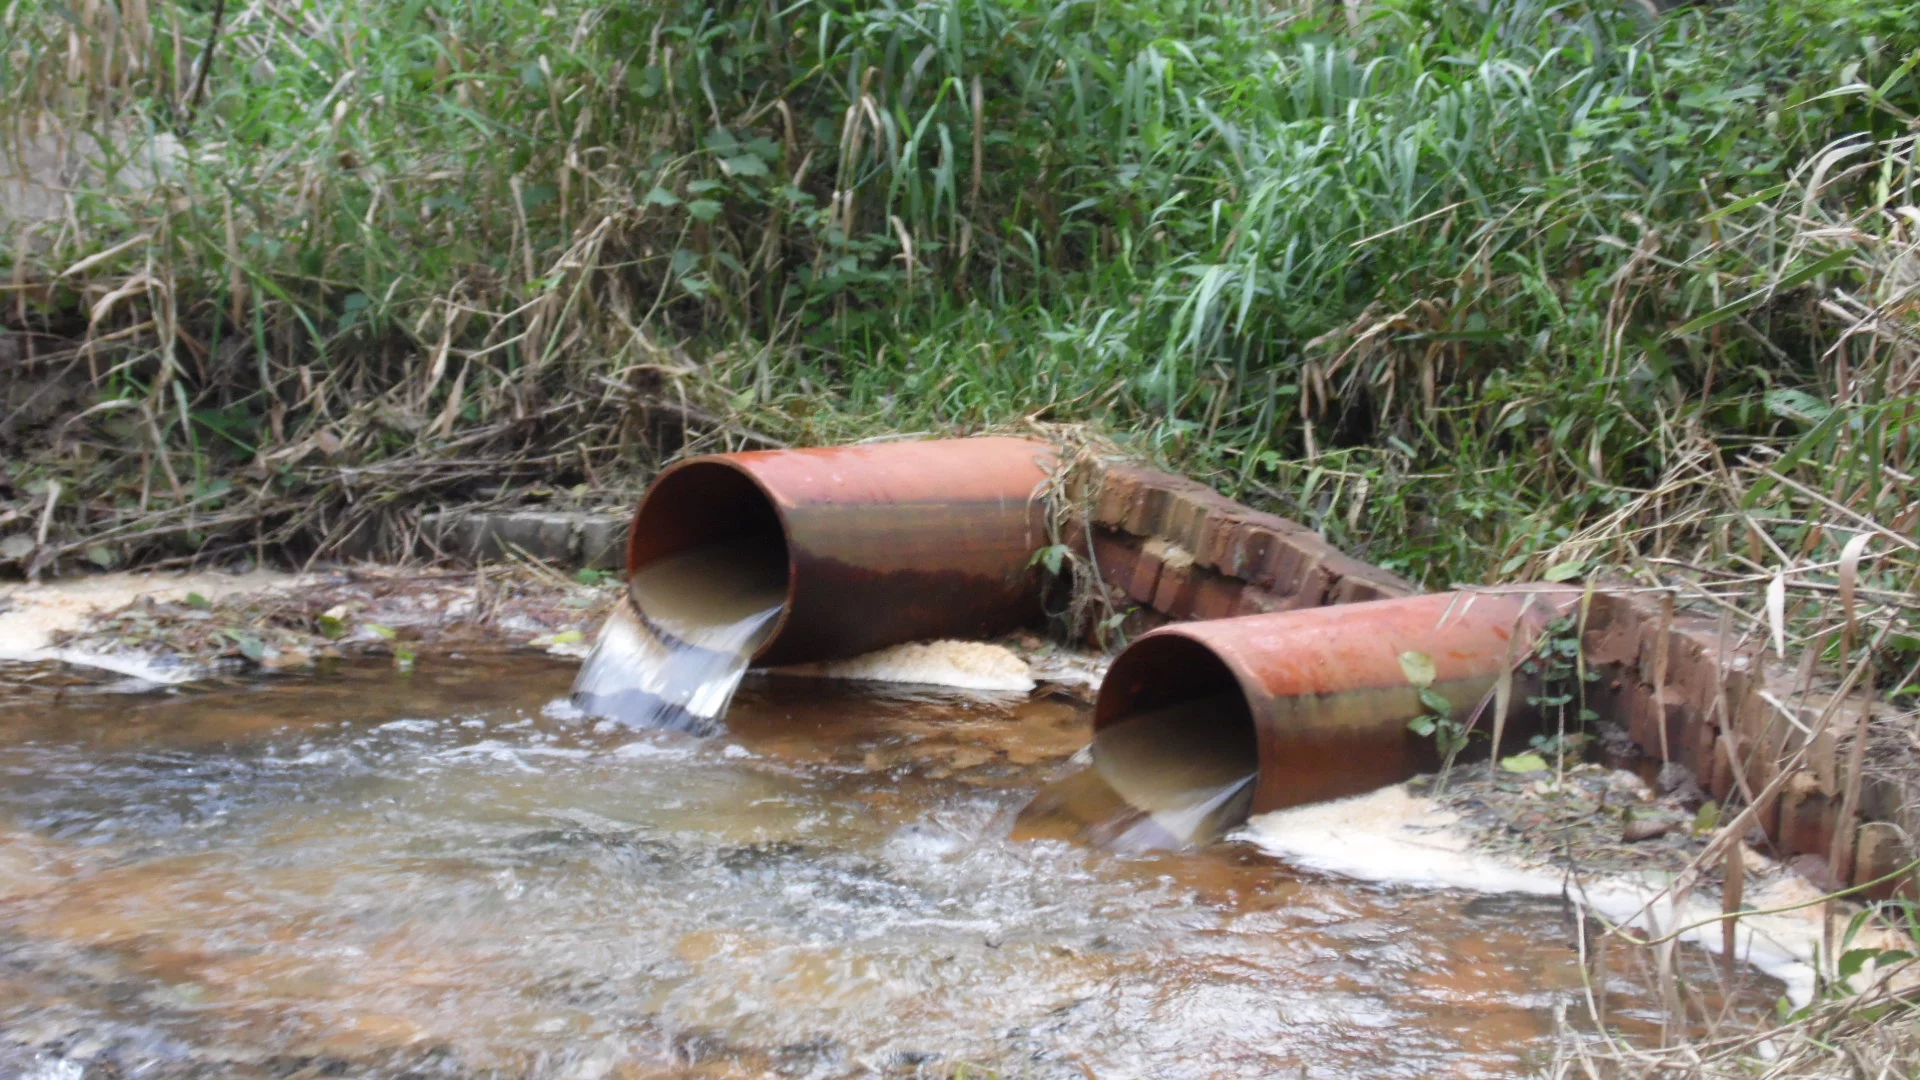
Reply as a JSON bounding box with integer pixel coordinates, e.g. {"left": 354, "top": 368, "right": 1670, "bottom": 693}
{"left": 0, "top": 655, "right": 1771, "bottom": 1079}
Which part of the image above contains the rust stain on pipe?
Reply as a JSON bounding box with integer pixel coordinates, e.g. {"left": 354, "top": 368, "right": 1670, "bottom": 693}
{"left": 626, "top": 437, "right": 1057, "bottom": 666}
{"left": 1094, "top": 590, "right": 1579, "bottom": 814}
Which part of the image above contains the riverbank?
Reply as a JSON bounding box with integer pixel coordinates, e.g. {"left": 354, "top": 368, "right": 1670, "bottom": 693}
{"left": 0, "top": 564, "right": 1102, "bottom": 696}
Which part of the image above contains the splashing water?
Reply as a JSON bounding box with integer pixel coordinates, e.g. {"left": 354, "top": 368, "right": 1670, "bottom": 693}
{"left": 1013, "top": 693, "right": 1257, "bottom": 851}
{"left": 570, "top": 538, "right": 786, "bottom": 734}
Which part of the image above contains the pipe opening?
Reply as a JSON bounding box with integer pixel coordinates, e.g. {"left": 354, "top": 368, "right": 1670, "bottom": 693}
{"left": 626, "top": 461, "right": 793, "bottom": 637}
{"left": 1015, "top": 635, "right": 1258, "bottom": 851}
{"left": 629, "top": 461, "right": 788, "bottom": 584}
{"left": 571, "top": 462, "right": 792, "bottom": 733}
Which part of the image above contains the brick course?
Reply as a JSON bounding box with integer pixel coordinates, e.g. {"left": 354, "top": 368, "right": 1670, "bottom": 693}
{"left": 1060, "top": 454, "right": 1900, "bottom": 891}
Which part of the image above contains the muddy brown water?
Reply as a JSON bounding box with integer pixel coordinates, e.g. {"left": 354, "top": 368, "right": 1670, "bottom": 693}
{"left": 0, "top": 655, "right": 1774, "bottom": 1079}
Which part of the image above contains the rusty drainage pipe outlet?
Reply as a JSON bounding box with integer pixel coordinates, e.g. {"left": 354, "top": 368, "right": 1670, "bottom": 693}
{"left": 1093, "top": 590, "right": 1579, "bottom": 815}
{"left": 625, "top": 437, "right": 1058, "bottom": 666}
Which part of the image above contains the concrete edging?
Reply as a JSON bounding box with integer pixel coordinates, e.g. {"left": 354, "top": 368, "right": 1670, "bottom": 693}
{"left": 333, "top": 509, "right": 629, "bottom": 571}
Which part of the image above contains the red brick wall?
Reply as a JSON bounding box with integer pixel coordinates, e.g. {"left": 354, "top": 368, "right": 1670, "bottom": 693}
{"left": 1068, "top": 457, "right": 1913, "bottom": 897}
{"left": 1063, "top": 461, "right": 1417, "bottom": 633}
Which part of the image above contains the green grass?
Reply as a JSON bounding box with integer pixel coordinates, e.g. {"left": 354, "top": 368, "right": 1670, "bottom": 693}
{"left": 1, "top": 0, "right": 1915, "bottom": 595}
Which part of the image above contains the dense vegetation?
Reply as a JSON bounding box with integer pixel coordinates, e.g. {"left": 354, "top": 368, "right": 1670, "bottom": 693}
{"left": 2, "top": 0, "right": 1914, "bottom": 586}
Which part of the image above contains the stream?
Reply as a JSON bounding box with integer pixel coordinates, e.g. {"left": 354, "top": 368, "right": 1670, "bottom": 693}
{"left": 0, "top": 654, "right": 1775, "bottom": 1078}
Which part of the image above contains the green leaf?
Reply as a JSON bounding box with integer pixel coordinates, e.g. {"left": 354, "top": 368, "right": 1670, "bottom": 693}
{"left": 686, "top": 199, "right": 723, "bottom": 222}
{"left": 184, "top": 592, "right": 211, "bottom": 610}
{"left": 1670, "top": 251, "right": 1851, "bottom": 338}
{"left": 231, "top": 632, "right": 266, "bottom": 662}
{"left": 1418, "top": 687, "right": 1453, "bottom": 717}
{"left": 1693, "top": 800, "right": 1722, "bottom": 835}
{"left": 1398, "top": 650, "right": 1436, "bottom": 688}
{"left": 1764, "top": 388, "right": 1832, "bottom": 423}
{"left": 1029, "top": 543, "right": 1069, "bottom": 575}
{"left": 1501, "top": 751, "right": 1549, "bottom": 774}
{"left": 366, "top": 622, "right": 398, "bottom": 640}
{"left": 644, "top": 187, "right": 681, "bottom": 206}
{"left": 721, "top": 154, "right": 769, "bottom": 178}
{"left": 1406, "top": 716, "right": 1437, "bottom": 737}
{"left": 573, "top": 568, "right": 611, "bottom": 586}
{"left": 1774, "top": 248, "right": 1853, "bottom": 291}
{"left": 1742, "top": 402, "right": 1850, "bottom": 508}
{"left": 546, "top": 630, "right": 584, "bottom": 645}
{"left": 517, "top": 183, "right": 557, "bottom": 212}
{"left": 85, "top": 545, "right": 117, "bottom": 569}
{"left": 1838, "top": 947, "right": 1877, "bottom": 981}
{"left": 317, "top": 614, "right": 345, "bottom": 641}
{"left": 1542, "top": 559, "right": 1586, "bottom": 582}
{"left": 1670, "top": 291, "right": 1764, "bottom": 337}
{"left": 1701, "top": 182, "right": 1789, "bottom": 222}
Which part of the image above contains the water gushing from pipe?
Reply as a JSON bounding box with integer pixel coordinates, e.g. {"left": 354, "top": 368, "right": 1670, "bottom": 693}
{"left": 1012, "top": 694, "right": 1257, "bottom": 851}
{"left": 570, "top": 537, "right": 786, "bottom": 734}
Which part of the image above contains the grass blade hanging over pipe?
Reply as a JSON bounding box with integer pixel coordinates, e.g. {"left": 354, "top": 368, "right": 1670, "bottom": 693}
{"left": 1487, "top": 600, "right": 1525, "bottom": 786}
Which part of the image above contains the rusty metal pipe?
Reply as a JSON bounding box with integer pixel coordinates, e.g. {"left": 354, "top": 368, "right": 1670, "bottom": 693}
{"left": 1093, "top": 590, "right": 1578, "bottom": 814}
{"left": 625, "top": 437, "right": 1057, "bottom": 666}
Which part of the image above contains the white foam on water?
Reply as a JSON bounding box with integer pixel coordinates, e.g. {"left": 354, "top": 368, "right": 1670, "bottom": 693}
{"left": 609, "top": 737, "right": 697, "bottom": 761}
{"left": 1238, "top": 784, "right": 1912, "bottom": 1007}
{"left": 1239, "top": 786, "right": 1554, "bottom": 896}
{"left": 1025, "top": 649, "right": 1110, "bottom": 689}
{"left": 28, "top": 647, "right": 208, "bottom": 686}
{"left": 771, "top": 640, "right": 1034, "bottom": 693}
{"left": 19, "top": 1055, "right": 84, "bottom": 1080}
{"left": 439, "top": 740, "right": 593, "bottom": 762}
{"left": 541, "top": 698, "right": 588, "bottom": 722}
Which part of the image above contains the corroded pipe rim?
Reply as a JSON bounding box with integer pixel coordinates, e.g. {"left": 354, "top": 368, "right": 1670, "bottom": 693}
{"left": 1093, "top": 632, "right": 1256, "bottom": 733}
{"left": 624, "top": 457, "right": 798, "bottom": 662}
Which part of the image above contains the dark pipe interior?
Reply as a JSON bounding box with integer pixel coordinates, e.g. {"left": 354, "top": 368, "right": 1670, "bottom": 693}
{"left": 628, "top": 461, "right": 791, "bottom": 581}
{"left": 1092, "top": 634, "right": 1260, "bottom": 804}
{"left": 1098, "top": 634, "right": 1259, "bottom": 760}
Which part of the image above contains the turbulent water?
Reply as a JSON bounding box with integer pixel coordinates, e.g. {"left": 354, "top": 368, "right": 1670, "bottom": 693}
{"left": 0, "top": 657, "right": 1783, "bottom": 1079}
{"left": 1014, "top": 694, "right": 1258, "bottom": 851}
{"left": 570, "top": 538, "right": 786, "bottom": 733}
